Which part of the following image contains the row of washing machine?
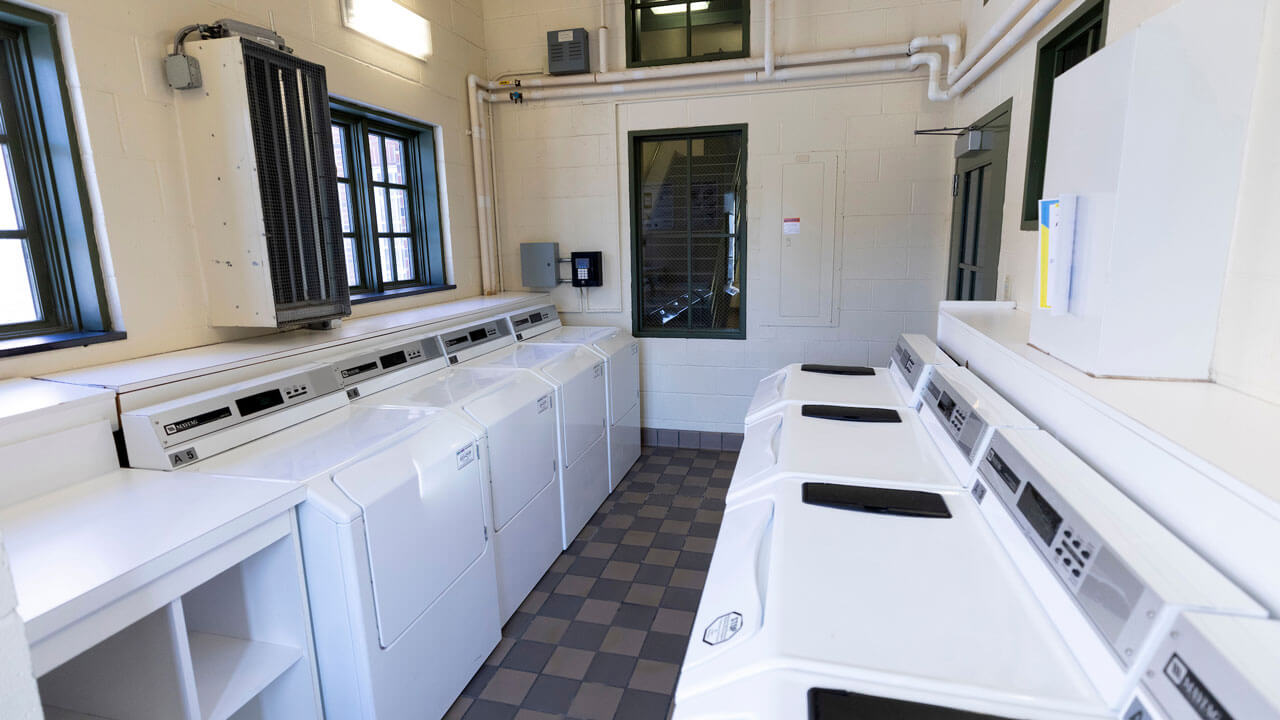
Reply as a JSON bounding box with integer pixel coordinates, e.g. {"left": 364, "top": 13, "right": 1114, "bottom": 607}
{"left": 113, "top": 303, "right": 639, "bottom": 719}
{"left": 674, "top": 335, "right": 1280, "bottom": 720}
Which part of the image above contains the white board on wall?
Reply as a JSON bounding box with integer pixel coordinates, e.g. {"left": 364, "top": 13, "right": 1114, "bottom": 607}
{"left": 762, "top": 152, "right": 841, "bottom": 327}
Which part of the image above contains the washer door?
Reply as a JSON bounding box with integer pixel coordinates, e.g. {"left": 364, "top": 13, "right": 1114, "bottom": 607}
{"left": 462, "top": 375, "right": 559, "bottom": 531}
{"left": 332, "top": 419, "right": 487, "bottom": 648}
{"left": 596, "top": 334, "right": 639, "bottom": 425}
{"left": 540, "top": 349, "right": 607, "bottom": 466}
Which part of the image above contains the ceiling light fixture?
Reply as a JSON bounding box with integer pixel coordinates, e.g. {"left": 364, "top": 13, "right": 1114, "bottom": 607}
{"left": 340, "top": 0, "right": 433, "bottom": 60}
{"left": 652, "top": 2, "right": 710, "bottom": 15}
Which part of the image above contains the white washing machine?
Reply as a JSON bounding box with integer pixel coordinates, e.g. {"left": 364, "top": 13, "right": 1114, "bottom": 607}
{"left": 675, "top": 425, "right": 1265, "bottom": 719}
{"left": 503, "top": 304, "right": 641, "bottom": 490}
{"left": 469, "top": 333, "right": 610, "bottom": 548}
{"left": 732, "top": 364, "right": 1035, "bottom": 506}
{"left": 351, "top": 359, "right": 562, "bottom": 624}
{"left": 121, "top": 354, "right": 501, "bottom": 720}
{"left": 744, "top": 334, "right": 956, "bottom": 424}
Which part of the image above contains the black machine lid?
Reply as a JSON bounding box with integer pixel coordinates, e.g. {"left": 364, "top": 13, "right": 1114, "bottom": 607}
{"left": 802, "top": 483, "right": 951, "bottom": 519}
{"left": 802, "top": 405, "right": 902, "bottom": 424}
{"left": 800, "top": 364, "right": 875, "bottom": 376}
{"left": 809, "top": 688, "right": 1015, "bottom": 719}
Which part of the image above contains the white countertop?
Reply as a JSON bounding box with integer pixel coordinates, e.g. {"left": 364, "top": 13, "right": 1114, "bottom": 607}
{"left": 0, "top": 468, "right": 304, "bottom": 643}
{"left": 0, "top": 379, "right": 117, "bottom": 433}
{"left": 46, "top": 292, "right": 543, "bottom": 393}
{"left": 939, "top": 303, "right": 1280, "bottom": 510}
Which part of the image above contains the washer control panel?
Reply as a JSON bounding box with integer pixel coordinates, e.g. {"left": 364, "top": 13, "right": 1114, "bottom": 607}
{"left": 923, "top": 373, "right": 987, "bottom": 461}
{"left": 441, "top": 320, "right": 513, "bottom": 364}
{"left": 506, "top": 304, "right": 561, "bottom": 341}
{"left": 978, "top": 430, "right": 1161, "bottom": 667}
{"left": 331, "top": 336, "right": 443, "bottom": 388}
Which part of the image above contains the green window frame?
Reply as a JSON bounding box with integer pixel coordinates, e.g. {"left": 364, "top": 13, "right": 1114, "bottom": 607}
{"left": 0, "top": 5, "right": 117, "bottom": 357}
{"left": 625, "top": 1, "right": 749, "bottom": 69}
{"left": 629, "top": 124, "right": 747, "bottom": 339}
{"left": 1020, "top": 0, "right": 1108, "bottom": 230}
{"left": 329, "top": 100, "right": 452, "bottom": 303}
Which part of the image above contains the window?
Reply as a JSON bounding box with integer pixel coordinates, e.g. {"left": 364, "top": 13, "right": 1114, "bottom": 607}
{"left": 1020, "top": 0, "right": 1107, "bottom": 229}
{"left": 626, "top": 1, "right": 748, "bottom": 68}
{"left": 0, "top": 6, "right": 115, "bottom": 356}
{"left": 630, "top": 125, "right": 746, "bottom": 338}
{"left": 330, "top": 101, "right": 450, "bottom": 301}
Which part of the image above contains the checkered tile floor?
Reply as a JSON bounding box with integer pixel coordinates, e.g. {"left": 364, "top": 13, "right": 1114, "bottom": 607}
{"left": 446, "top": 445, "right": 735, "bottom": 720}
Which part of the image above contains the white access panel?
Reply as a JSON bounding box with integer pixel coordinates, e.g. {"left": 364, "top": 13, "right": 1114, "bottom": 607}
{"left": 764, "top": 153, "right": 840, "bottom": 327}
{"left": 1031, "top": 0, "right": 1267, "bottom": 379}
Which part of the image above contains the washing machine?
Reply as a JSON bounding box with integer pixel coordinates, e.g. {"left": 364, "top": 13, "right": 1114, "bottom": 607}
{"left": 469, "top": 331, "right": 610, "bottom": 548}
{"left": 121, "top": 353, "right": 501, "bottom": 720}
{"left": 744, "top": 334, "right": 956, "bottom": 424}
{"left": 502, "top": 304, "right": 641, "bottom": 490}
{"left": 731, "top": 364, "right": 1035, "bottom": 506}
{"left": 349, "top": 351, "right": 563, "bottom": 624}
{"left": 674, "top": 426, "right": 1265, "bottom": 719}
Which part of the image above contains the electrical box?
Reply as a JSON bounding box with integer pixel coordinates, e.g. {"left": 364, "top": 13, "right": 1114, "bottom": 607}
{"left": 571, "top": 251, "right": 603, "bottom": 287}
{"left": 547, "top": 28, "right": 590, "bottom": 75}
{"left": 521, "top": 242, "right": 559, "bottom": 289}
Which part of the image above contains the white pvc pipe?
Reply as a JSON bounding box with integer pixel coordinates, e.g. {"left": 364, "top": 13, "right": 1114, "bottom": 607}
{"left": 599, "top": 25, "right": 609, "bottom": 74}
{"left": 948, "top": 0, "right": 1035, "bottom": 83}
{"left": 776, "top": 43, "right": 911, "bottom": 67}
{"left": 466, "top": 74, "right": 497, "bottom": 295}
{"left": 947, "top": 0, "right": 1060, "bottom": 97}
{"left": 909, "top": 51, "right": 948, "bottom": 102}
{"left": 764, "top": 0, "right": 776, "bottom": 78}
{"left": 909, "top": 33, "right": 962, "bottom": 76}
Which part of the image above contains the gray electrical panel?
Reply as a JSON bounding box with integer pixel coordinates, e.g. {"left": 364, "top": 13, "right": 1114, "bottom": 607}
{"left": 521, "top": 242, "right": 560, "bottom": 288}
{"left": 547, "top": 28, "right": 590, "bottom": 75}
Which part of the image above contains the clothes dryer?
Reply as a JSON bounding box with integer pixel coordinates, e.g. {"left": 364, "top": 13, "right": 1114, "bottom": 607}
{"left": 122, "top": 359, "right": 501, "bottom": 720}
{"left": 744, "top": 334, "right": 956, "bottom": 424}
{"left": 503, "top": 304, "right": 641, "bottom": 490}
{"left": 470, "top": 339, "right": 609, "bottom": 547}
{"left": 353, "top": 361, "right": 562, "bottom": 623}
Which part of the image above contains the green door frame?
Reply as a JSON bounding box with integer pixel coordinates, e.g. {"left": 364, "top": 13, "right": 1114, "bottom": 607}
{"left": 946, "top": 99, "right": 1013, "bottom": 302}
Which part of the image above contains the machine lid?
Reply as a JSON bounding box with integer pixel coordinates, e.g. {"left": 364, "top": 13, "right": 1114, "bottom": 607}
{"left": 359, "top": 366, "right": 553, "bottom": 425}
{"left": 745, "top": 365, "right": 905, "bottom": 423}
{"left": 683, "top": 476, "right": 1102, "bottom": 715}
{"left": 526, "top": 325, "right": 616, "bottom": 345}
{"left": 192, "top": 404, "right": 449, "bottom": 482}
{"left": 731, "top": 404, "right": 958, "bottom": 503}
{"left": 474, "top": 343, "right": 584, "bottom": 370}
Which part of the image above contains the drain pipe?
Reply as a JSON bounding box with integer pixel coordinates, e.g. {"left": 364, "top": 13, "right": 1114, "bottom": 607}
{"left": 947, "top": 0, "right": 1061, "bottom": 96}
{"left": 948, "top": 0, "right": 1036, "bottom": 84}
{"left": 598, "top": 0, "right": 608, "bottom": 74}
{"left": 467, "top": 73, "right": 497, "bottom": 295}
{"left": 764, "top": 0, "right": 776, "bottom": 78}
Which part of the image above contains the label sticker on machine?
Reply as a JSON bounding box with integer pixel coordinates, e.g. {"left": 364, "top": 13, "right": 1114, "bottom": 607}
{"left": 1164, "top": 654, "right": 1233, "bottom": 720}
{"left": 971, "top": 480, "right": 987, "bottom": 504}
{"left": 593, "top": 363, "right": 604, "bottom": 378}
{"left": 1123, "top": 698, "right": 1151, "bottom": 720}
{"left": 631, "top": 343, "right": 639, "bottom": 355}
{"left": 170, "top": 448, "right": 199, "bottom": 468}
{"left": 538, "top": 394, "right": 553, "bottom": 414}
{"left": 456, "top": 443, "right": 477, "bottom": 470}
{"left": 703, "top": 612, "right": 743, "bottom": 645}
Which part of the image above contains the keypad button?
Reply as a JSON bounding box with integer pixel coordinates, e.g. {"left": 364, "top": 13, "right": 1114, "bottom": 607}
{"left": 1072, "top": 569, "right": 1081, "bottom": 577}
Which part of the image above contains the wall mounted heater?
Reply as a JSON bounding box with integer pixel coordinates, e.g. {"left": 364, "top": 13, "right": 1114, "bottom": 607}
{"left": 175, "top": 34, "right": 350, "bottom": 328}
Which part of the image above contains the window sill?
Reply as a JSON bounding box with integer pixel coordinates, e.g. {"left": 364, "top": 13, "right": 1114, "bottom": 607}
{"left": 0, "top": 330, "right": 127, "bottom": 359}
{"left": 350, "top": 284, "right": 457, "bottom": 306}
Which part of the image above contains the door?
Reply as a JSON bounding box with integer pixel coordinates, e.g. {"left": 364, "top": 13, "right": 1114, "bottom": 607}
{"left": 947, "top": 101, "right": 1012, "bottom": 302}
{"left": 462, "top": 375, "right": 558, "bottom": 532}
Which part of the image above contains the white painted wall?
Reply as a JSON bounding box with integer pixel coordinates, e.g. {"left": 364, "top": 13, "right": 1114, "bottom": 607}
{"left": 485, "top": 0, "right": 960, "bottom": 433}
{"left": 1213, "top": 1, "right": 1280, "bottom": 404}
{"left": 0, "top": 533, "right": 40, "bottom": 720}
{"left": 0, "top": 0, "right": 488, "bottom": 381}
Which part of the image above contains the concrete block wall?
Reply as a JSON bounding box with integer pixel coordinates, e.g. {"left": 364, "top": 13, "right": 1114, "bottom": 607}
{"left": 0, "top": 0, "right": 489, "bottom": 381}
{"left": 485, "top": 0, "right": 959, "bottom": 433}
{"left": 0, "top": 533, "right": 40, "bottom": 719}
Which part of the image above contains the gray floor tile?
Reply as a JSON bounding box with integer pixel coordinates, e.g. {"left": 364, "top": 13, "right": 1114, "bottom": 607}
{"left": 455, "top": 445, "right": 729, "bottom": 720}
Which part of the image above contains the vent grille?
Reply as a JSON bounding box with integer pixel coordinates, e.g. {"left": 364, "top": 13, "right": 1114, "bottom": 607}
{"left": 242, "top": 39, "right": 350, "bottom": 325}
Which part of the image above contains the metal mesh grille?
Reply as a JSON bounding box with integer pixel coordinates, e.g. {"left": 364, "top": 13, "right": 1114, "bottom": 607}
{"left": 634, "top": 130, "right": 744, "bottom": 334}
{"left": 242, "top": 39, "right": 350, "bottom": 325}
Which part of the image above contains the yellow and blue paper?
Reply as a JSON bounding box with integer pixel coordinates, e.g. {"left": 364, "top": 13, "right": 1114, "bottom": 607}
{"left": 1038, "top": 198, "right": 1058, "bottom": 311}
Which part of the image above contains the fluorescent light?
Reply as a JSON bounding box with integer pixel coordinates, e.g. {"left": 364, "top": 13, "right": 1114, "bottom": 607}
{"left": 652, "top": 2, "right": 710, "bottom": 14}
{"left": 341, "top": 0, "right": 433, "bottom": 60}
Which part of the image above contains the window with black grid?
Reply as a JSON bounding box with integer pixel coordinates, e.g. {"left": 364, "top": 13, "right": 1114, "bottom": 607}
{"left": 629, "top": 125, "right": 746, "bottom": 339}
{"left": 0, "top": 6, "right": 114, "bottom": 357}
{"left": 626, "top": 1, "right": 749, "bottom": 68}
{"left": 329, "top": 101, "right": 451, "bottom": 301}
